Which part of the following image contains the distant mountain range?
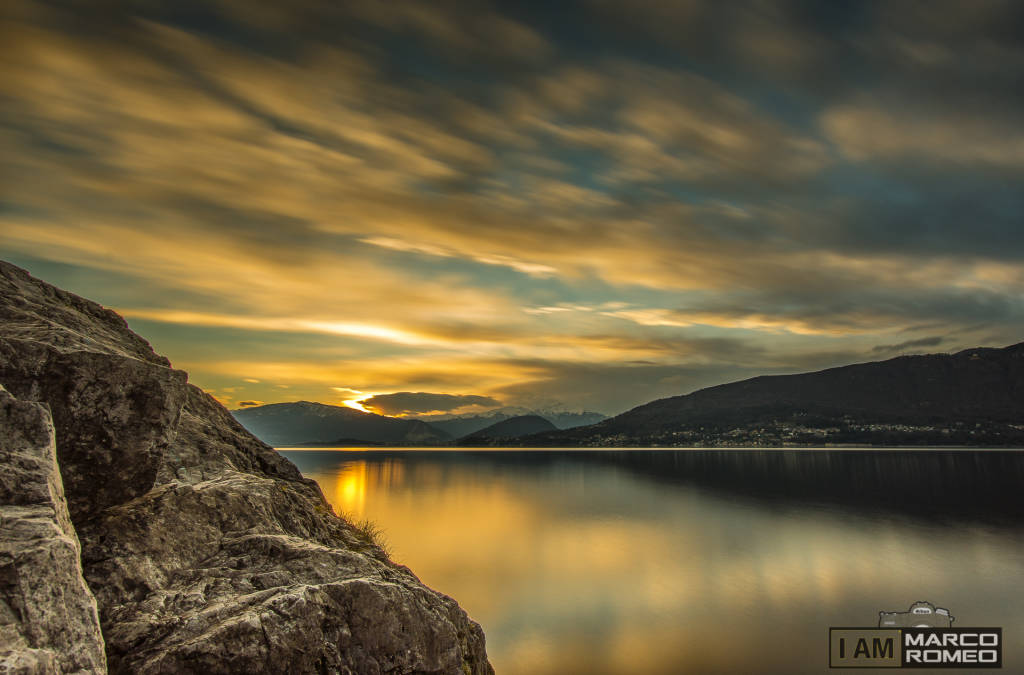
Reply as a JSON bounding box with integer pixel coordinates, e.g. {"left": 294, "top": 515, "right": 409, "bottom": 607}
{"left": 232, "top": 401, "right": 451, "bottom": 446}
{"left": 233, "top": 344, "right": 1024, "bottom": 448}
{"left": 413, "top": 408, "right": 606, "bottom": 438}
{"left": 458, "top": 415, "right": 558, "bottom": 445}
{"left": 521, "top": 343, "right": 1024, "bottom": 447}
{"left": 231, "top": 402, "right": 606, "bottom": 446}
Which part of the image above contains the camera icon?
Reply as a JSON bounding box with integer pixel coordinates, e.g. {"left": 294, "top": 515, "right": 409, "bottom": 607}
{"left": 879, "top": 601, "right": 954, "bottom": 628}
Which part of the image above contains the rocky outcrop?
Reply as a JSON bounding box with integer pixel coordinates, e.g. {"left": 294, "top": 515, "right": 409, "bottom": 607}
{"left": 0, "top": 386, "right": 106, "bottom": 674}
{"left": 0, "top": 261, "right": 492, "bottom": 674}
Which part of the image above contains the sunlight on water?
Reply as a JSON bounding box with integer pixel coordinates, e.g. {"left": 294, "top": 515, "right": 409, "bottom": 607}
{"left": 331, "top": 461, "right": 368, "bottom": 517}
{"left": 282, "top": 449, "right": 1024, "bottom": 675}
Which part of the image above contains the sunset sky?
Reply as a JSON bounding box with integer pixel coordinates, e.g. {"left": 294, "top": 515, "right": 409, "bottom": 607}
{"left": 3, "top": 0, "right": 1024, "bottom": 415}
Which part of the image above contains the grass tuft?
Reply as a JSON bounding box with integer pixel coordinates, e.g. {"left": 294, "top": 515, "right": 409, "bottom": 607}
{"left": 341, "top": 512, "right": 392, "bottom": 559}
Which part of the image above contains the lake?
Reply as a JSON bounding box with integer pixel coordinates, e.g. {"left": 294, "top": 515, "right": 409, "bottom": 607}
{"left": 280, "top": 448, "right": 1024, "bottom": 674}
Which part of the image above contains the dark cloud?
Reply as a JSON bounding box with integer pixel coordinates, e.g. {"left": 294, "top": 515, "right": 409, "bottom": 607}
{"left": 581, "top": 0, "right": 853, "bottom": 85}
{"left": 361, "top": 392, "right": 502, "bottom": 416}
{"left": 491, "top": 341, "right": 925, "bottom": 414}
{"left": 575, "top": 333, "right": 768, "bottom": 364}
{"left": 492, "top": 361, "right": 758, "bottom": 415}
{"left": 870, "top": 336, "right": 945, "bottom": 356}
{"left": 490, "top": 351, "right": 876, "bottom": 415}
{"left": 237, "top": 400, "right": 263, "bottom": 407}
{"left": 658, "top": 284, "right": 1024, "bottom": 336}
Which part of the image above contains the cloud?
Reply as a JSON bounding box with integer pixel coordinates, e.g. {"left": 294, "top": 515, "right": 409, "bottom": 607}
{"left": 0, "top": 10, "right": 939, "bottom": 307}
{"left": 490, "top": 360, "right": 764, "bottom": 415}
{"left": 580, "top": 0, "right": 841, "bottom": 88}
{"left": 348, "top": 1, "right": 554, "bottom": 67}
{"left": 519, "top": 61, "right": 831, "bottom": 188}
{"left": 359, "top": 392, "right": 502, "bottom": 416}
{"left": 2, "top": 0, "right": 1023, "bottom": 415}
{"left": 118, "top": 309, "right": 439, "bottom": 347}
{"left": 601, "top": 308, "right": 842, "bottom": 336}
{"left": 869, "top": 337, "right": 946, "bottom": 356}
{"left": 359, "top": 236, "right": 558, "bottom": 277}
{"left": 237, "top": 400, "right": 264, "bottom": 408}
{"left": 822, "top": 97, "right": 1024, "bottom": 167}
{"left": 600, "top": 288, "right": 1018, "bottom": 338}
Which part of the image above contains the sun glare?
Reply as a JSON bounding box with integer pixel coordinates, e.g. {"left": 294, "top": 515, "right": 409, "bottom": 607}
{"left": 335, "top": 388, "right": 376, "bottom": 413}
{"left": 343, "top": 398, "right": 372, "bottom": 413}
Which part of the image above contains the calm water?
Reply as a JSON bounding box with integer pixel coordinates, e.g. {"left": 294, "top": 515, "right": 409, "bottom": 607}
{"left": 281, "top": 449, "right": 1024, "bottom": 674}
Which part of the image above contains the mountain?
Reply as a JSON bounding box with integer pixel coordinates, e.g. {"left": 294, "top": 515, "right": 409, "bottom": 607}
{"left": 545, "top": 410, "right": 608, "bottom": 429}
{"left": 232, "top": 401, "right": 605, "bottom": 447}
{"left": 0, "top": 260, "right": 491, "bottom": 674}
{"left": 524, "top": 344, "right": 1024, "bottom": 447}
{"left": 416, "top": 408, "right": 606, "bottom": 437}
{"left": 233, "top": 401, "right": 451, "bottom": 446}
{"left": 416, "top": 410, "right": 518, "bottom": 438}
{"left": 459, "top": 414, "right": 558, "bottom": 445}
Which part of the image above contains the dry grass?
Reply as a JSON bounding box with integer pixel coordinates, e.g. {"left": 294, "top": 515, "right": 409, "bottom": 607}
{"left": 341, "top": 512, "right": 392, "bottom": 559}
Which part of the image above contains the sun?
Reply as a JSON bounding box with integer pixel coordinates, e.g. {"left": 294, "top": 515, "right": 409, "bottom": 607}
{"left": 343, "top": 398, "right": 373, "bottom": 413}
{"left": 334, "top": 388, "right": 376, "bottom": 413}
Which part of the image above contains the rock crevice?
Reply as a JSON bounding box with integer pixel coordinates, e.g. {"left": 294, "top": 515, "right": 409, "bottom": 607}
{"left": 0, "top": 386, "right": 107, "bottom": 674}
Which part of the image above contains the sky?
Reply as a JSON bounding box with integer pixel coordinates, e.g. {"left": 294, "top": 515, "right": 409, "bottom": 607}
{"left": 2, "top": 0, "right": 1024, "bottom": 416}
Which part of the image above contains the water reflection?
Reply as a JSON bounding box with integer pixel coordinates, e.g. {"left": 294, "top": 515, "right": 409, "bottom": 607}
{"left": 331, "top": 461, "right": 367, "bottom": 516}
{"left": 282, "top": 449, "right": 1024, "bottom": 674}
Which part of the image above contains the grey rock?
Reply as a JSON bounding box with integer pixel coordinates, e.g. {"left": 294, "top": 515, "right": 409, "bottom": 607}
{"left": 0, "top": 386, "right": 107, "bottom": 674}
{"left": 0, "top": 261, "right": 492, "bottom": 675}
{"left": 0, "top": 341, "right": 188, "bottom": 524}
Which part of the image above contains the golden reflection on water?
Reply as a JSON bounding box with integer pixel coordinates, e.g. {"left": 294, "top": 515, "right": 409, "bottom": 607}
{"left": 287, "top": 451, "right": 1024, "bottom": 675}
{"left": 331, "top": 461, "right": 367, "bottom": 517}
{"left": 330, "top": 459, "right": 413, "bottom": 517}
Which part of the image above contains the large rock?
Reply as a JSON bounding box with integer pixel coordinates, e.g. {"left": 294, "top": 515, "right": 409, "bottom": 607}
{"left": 0, "top": 261, "right": 492, "bottom": 674}
{"left": 0, "top": 386, "right": 107, "bottom": 674}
